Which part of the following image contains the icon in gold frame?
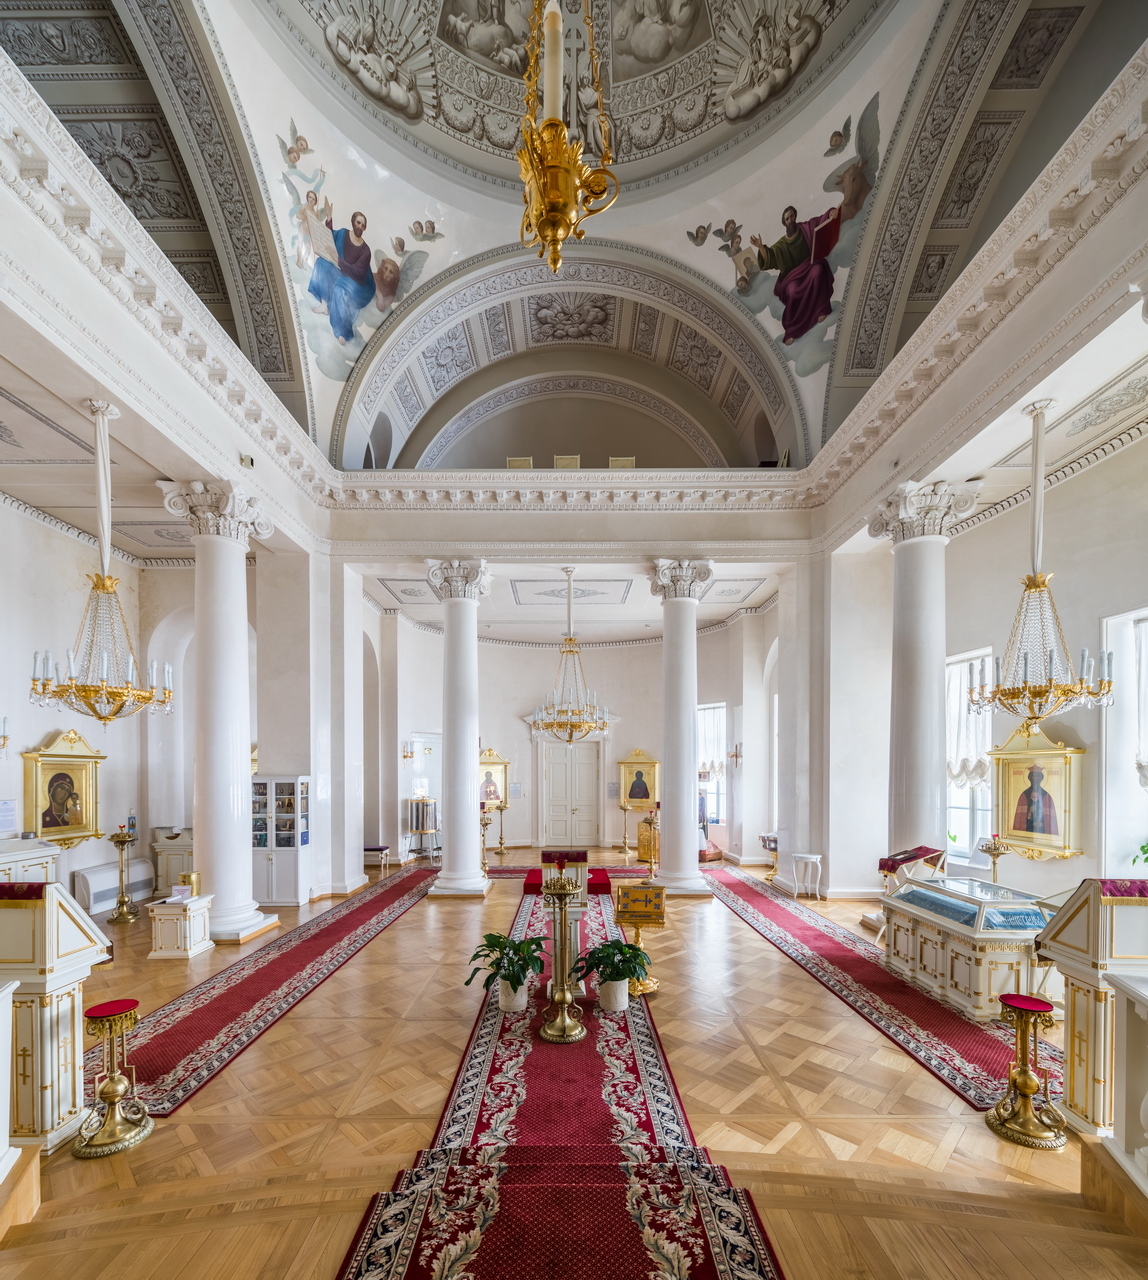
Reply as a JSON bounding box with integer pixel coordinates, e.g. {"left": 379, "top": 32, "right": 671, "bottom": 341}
{"left": 23, "top": 728, "right": 106, "bottom": 850}
{"left": 619, "top": 748, "right": 659, "bottom": 810}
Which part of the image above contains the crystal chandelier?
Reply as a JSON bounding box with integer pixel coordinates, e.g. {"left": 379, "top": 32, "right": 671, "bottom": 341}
{"left": 530, "top": 568, "right": 609, "bottom": 742}
{"left": 968, "top": 399, "right": 1112, "bottom": 734}
{"left": 30, "top": 401, "right": 173, "bottom": 725}
{"left": 518, "top": 0, "right": 618, "bottom": 272}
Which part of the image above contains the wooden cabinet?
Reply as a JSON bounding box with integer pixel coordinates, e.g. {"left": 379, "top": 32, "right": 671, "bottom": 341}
{"left": 251, "top": 776, "right": 311, "bottom": 906}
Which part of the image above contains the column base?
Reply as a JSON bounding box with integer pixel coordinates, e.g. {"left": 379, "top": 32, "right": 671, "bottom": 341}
{"left": 724, "top": 849, "right": 770, "bottom": 866}
{"left": 650, "top": 873, "right": 713, "bottom": 896}
{"left": 428, "top": 874, "right": 491, "bottom": 897}
{"left": 210, "top": 904, "right": 280, "bottom": 944}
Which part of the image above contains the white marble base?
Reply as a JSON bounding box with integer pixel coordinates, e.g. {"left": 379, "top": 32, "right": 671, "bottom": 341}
{"left": 148, "top": 895, "right": 215, "bottom": 959}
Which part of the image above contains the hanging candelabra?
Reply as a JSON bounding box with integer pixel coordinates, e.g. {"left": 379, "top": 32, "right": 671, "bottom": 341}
{"left": 518, "top": 0, "right": 618, "bottom": 272}
{"left": 968, "top": 400, "right": 1112, "bottom": 735}
{"left": 30, "top": 401, "right": 173, "bottom": 725}
{"left": 529, "top": 568, "right": 609, "bottom": 742}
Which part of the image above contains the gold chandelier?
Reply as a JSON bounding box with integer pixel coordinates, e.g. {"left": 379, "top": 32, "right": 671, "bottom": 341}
{"left": 30, "top": 401, "right": 173, "bottom": 725}
{"left": 518, "top": 0, "right": 618, "bottom": 272}
{"left": 530, "top": 568, "right": 609, "bottom": 742}
{"left": 968, "top": 400, "right": 1111, "bottom": 734}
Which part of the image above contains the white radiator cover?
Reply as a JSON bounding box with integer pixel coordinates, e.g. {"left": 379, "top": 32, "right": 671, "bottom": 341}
{"left": 71, "top": 858, "right": 156, "bottom": 914}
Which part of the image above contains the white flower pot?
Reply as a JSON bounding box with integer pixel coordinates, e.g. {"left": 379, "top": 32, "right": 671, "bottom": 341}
{"left": 598, "top": 978, "right": 630, "bottom": 1012}
{"left": 498, "top": 979, "right": 529, "bottom": 1012}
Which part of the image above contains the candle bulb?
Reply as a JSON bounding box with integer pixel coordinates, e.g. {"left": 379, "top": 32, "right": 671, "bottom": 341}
{"left": 126, "top": 653, "right": 136, "bottom": 684}
{"left": 1048, "top": 649, "right": 1055, "bottom": 682}
{"left": 542, "top": 0, "right": 563, "bottom": 121}
{"left": 66, "top": 648, "right": 76, "bottom": 679}
{"left": 1085, "top": 656, "right": 1094, "bottom": 683}
{"left": 1106, "top": 651, "right": 1114, "bottom": 682}
{"left": 163, "top": 662, "right": 172, "bottom": 690}
{"left": 1080, "top": 649, "right": 1087, "bottom": 681}
{"left": 32, "top": 651, "right": 40, "bottom": 681}
{"left": 44, "top": 651, "right": 52, "bottom": 681}
{"left": 994, "top": 656, "right": 1002, "bottom": 687}
{"left": 148, "top": 660, "right": 157, "bottom": 689}
{"left": 967, "top": 661, "right": 975, "bottom": 694}
{"left": 979, "top": 658, "right": 986, "bottom": 688}
{"left": 1022, "top": 650, "right": 1029, "bottom": 684}
{"left": 100, "top": 649, "right": 108, "bottom": 681}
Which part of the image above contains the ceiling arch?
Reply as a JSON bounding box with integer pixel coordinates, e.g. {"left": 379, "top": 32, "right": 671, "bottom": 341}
{"left": 332, "top": 239, "right": 805, "bottom": 469}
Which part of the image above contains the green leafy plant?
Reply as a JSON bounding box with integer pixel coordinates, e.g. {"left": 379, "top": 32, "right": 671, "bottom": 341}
{"left": 570, "top": 939, "right": 650, "bottom": 985}
{"left": 1132, "top": 840, "right": 1148, "bottom": 867}
{"left": 464, "top": 933, "right": 548, "bottom": 993}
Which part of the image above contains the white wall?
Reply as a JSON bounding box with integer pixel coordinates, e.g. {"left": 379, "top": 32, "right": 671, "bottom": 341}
{"left": 0, "top": 503, "right": 142, "bottom": 884}
{"left": 946, "top": 440, "right": 1148, "bottom": 891}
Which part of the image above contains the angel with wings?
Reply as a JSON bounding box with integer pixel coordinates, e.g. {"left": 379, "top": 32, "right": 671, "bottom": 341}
{"left": 278, "top": 120, "right": 321, "bottom": 181}
{"left": 372, "top": 247, "right": 429, "bottom": 316}
{"left": 282, "top": 170, "right": 329, "bottom": 269}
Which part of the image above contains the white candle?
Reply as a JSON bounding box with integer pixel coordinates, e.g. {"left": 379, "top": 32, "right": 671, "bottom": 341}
{"left": 1022, "top": 651, "right": 1029, "bottom": 684}
{"left": 148, "top": 660, "right": 157, "bottom": 689}
{"left": 1047, "top": 648, "right": 1055, "bottom": 681}
{"left": 44, "top": 651, "right": 52, "bottom": 683}
{"left": 994, "top": 656, "right": 1002, "bottom": 687}
{"left": 54, "top": 662, "right": 62, "bottom": 686}
{"left": 967, "top": 661, "right": 975, "bottom": 694}
{"left": 1080, "top": 649, "right": 1087, "bottom": 680}
{"left": 66, "top": 648, "right": 76, "bottom": 678}
{"left": 1106, "top": 651, "right": 1115, "bottom": 682}
{"left": 542, "top": 0, "right": 563, "bottom": 121}
{"left": 163, "top": 662, "right": 172, "bottom": 690}
{"left": 1085, "top": 656, "right": 1094, "bottom": 683}
{"left": 100, "top": 649, "right": 108, "bottom": 681}
{"left": 32, "top": 651, "right": 40, "bottom": 681}
{"left": 126, "top": 653, "right": 136, "bottom": 684}
{"left": 979, "top": 658, "right": 986, "bottom": 688}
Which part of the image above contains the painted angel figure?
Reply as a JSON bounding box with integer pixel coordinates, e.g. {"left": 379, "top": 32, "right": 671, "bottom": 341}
{"left": 409, "top": 220, "right": 444, "bottom": 242}
{"left": 825, "top": 115, "right": 850, "bottom": 156}
{"left": 822, "top": 93, "right": 880, "bottom": 222}
{"left": 282, "top": 170, "right": 329, "bottom": 269}
{"left": 714, "top": 218, "right": 742, "bottom": 244}
{"left": 686, "top": 223, "right": 711, "bottom": 246}
{"left": 372, "top": 247, "right": 429, "bottom": 316}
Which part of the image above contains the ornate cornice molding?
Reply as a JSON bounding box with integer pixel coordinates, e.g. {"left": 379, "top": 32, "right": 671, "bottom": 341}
{"left": 842, "top": 0, "right": 1020, "bottom": 376}
{"left": 649, "top": 558, "right": 715, "bottom": 600}
{"left": 426, "top": 558, "right": 491, "bottom": 600}
{"left": 867, "top": 480, "right": 979, "bottom": 543}
{"left": 416, "top": 373, "right": 728, "bottom": 469}
{"left": 158, "top": 478, "right": 273, "bottom": 545}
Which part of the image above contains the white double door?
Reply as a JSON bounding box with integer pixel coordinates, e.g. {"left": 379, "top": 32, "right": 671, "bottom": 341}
{"left": 542, "top": 741, "right": 600, "bottom": 846}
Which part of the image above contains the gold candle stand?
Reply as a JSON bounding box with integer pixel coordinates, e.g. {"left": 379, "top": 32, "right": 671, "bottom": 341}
{"left": 479, "top": 810, "right": 493, "bottom": 877}
{"left": 628, "top": 924, "right": 659, "bottom": 996}
{"left": 638, "top": 809, "right": 660, "bottom": 885}
{"left": 72, "top": 998, "right": 153, "bottom": 1158}
{"left": 107, "top": 827, "right": 139, "bottom": 923}
{"left": 977, "top": 836, "right": 1014, "bottom": 884}
{"left": 539, "top": 867, "right": 586, "bottom": 1044}
{"left": 495, "top": 800, "right": 509, "bottom": 855}
{"left": 617, "top": 803, "right": 632, "bottom": 859}
{"left": 985, "top": 993, "right": 1067, "bottom": 1150}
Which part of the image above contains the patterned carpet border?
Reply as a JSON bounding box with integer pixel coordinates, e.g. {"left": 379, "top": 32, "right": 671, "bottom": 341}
{"left": 86, "top": 864, "right": 436, "bottom": 1115}
{"left": 706, "top": 867, "right": 1063, "bottom": 1110}
{"left": 485, "top": 864, "right": 648, "bottom": 878}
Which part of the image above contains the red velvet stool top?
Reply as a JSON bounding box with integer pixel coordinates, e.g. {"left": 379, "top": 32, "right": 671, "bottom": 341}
{"left": 84, "top": 998, "right": 139, "bottom": 1019}
{"left": 998, "top": 993, "right": 1054, "bottom": 1014}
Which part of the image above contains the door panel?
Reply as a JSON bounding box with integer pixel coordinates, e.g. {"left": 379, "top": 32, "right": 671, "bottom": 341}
{"left": 543, "top": 742, "right": 599, "bottom": 845}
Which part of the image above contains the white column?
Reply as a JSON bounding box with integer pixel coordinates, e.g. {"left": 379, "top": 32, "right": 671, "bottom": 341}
{"left": 160, "top": 480, "right": 277, "bottom": 941}
{"left": 427, "top": 559, "right": 491, "bottom": 896}
{"left": 650, "top": 559, "right": 713, "bottom": 894}
{"left": 869, "top": 482, "right": 978, "bottom": 856}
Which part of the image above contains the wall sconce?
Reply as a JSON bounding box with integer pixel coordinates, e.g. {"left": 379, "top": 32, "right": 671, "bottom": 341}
{"left": 402, "top": 741, "right": 414, "bottom": 761}
{"left": 0, "top": 717, "right": 9, "bottom": 759}
{"left": 727, "top": 743, "right": 742, "bottom": 767}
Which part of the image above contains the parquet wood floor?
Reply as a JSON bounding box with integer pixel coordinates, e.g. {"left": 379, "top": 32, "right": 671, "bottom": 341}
{"left": 0, "top": 852, "right": 1142, "bottom": 1280}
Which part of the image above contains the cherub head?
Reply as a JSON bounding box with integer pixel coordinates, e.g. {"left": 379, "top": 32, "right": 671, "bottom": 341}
{"left": 723, "top": 218, "right": 737, "bottom": 236}
{"left": 392, "top": 235, "right": 405, "bottom": 254}
{"left": 695, "top": 224, "right": 706, "bottom": 240}
{"left": 287, "top": 145, "right": 301, "bottom": 166}
{"left": 736, "top": 274, "right": 750, "bottom": 292}
{"left": 411, "top": 220, "right": 424, "bottom": 235}
{"left": 425, "top": 219, "right": 435, "bottom": 235}
{"left": 295, "top": 134, "right": 309, "bottom": 152}
{"left": 729, "top": 233, "right": 742, "bottom": 253}
{"left": 305, "top": 189, "right": 318, "bottom": 207}
{"left": 829, "top": 130, "right": 844, "bottom": 150}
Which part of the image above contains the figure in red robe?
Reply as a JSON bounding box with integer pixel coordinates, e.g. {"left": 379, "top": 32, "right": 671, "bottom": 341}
{"left": 1013, "top": 766, "right": 1058, "bottom": 836}
{"left": 751, "top": 204, "right": 841, "bottom": 344}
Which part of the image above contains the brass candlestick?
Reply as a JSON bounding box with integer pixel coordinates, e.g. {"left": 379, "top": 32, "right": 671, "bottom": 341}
{"left": 495, "top": 800, "right": 509, "bottom": 855}
{"left": 977, "top": 836, "right": 1014, "bottom": 883}
{"left": 638, "top": 809, "right": 660, "bottom": 885}
{"left": 107, "top": 827, "right": 139, "bottom": 923}
{"left": 72, "top": 999, "right": 153, "bottom": 1158}
{"left": 986, "top": 993, "right": 1067, "bottom": 1149}
{"left": 479, "top": 810, "right": 493, "bottom": 877}
{"left": 617, "top": 803, "right": 632, "bottom": 859}
{"left": 540, "top": 867, "right": 586, "bottom": 1044}
{"left": 628, "top": 924, "right": 659, "bottom": 996}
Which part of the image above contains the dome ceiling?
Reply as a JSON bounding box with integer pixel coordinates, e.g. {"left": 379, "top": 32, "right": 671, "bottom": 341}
{"left": 281, "top": 0, "right": 877, "bottom": 189}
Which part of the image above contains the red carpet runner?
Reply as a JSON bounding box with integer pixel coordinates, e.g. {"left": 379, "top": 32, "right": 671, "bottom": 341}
{"left": 84, "top": 864, "right": 436, "bottom": 1115}
{"left": 337, "top": 890, "right": 785, "bottom": 1280}
{"left": 706, "top": 867, "right": 1063, "bottom": 1110}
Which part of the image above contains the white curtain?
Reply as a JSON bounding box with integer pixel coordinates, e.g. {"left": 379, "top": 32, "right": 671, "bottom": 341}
{"left": 946, "top": 659, "right": 991, "bottom": 788}
{"left": 697, "top": 704, "right": 727, "bottom": 776}
{"left": 1135, "top": 620, "right": 1148, "bottom": 790}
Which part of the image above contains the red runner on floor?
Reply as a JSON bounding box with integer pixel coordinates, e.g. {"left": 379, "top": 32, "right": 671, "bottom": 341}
{"left": 337, "top": 890, "right": 786, "bottom": 1279}
{"left": 706, "top": 867, "right": 1063, "bottom": 1110}
{"left": 85, "top": 865, "right": 436, "bottom": 1115}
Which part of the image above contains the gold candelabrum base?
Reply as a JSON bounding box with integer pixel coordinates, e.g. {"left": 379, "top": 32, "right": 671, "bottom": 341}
{"left": 540, "top": 870, "right": 586, "bottom": 1044}
{"left": 977, "top": 837, "right": 1014, "bottom": 884}
{"left": 479, "top": 811, "right": 493, "bottom": 877}
{"left": 518, "top": 118, "right": 618, "bottom": 274}
{"left": 627, "top": 924, "right": 659, "bottom": 996}
{"left": 72, "top": 1003, "right": 153, "bottom": 1158}
{"left": 985, "top": 996, "right": 1067, "bottom": 1150}
{"left": 495, "top": 800, "right": 509, "bottom": 855}
{"left": 106, "top": 829, "right": 139, "bottom": 923}
{"left": 617, "top": 803, "right": 632, "bottom": 859}
{"left": 638, "top": 810, "right": 660, "bottom": 885}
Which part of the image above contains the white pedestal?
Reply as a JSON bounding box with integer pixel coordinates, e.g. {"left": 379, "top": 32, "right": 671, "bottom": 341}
{"left": 152, "top": 827, "right": 194, "bottom": 896}
{"left": 0, "top": 884, "right": 110, "bottom": 1152}
{"left": 148, "top": 895, "right": 215, "bottom": 959}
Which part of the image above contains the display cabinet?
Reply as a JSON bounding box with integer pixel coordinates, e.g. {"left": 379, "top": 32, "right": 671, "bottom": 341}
{"left": 882, "top": 876, "right": 1063, "bottom": 1020}
{"left": 251, "top": 776, "right": 311, "bottom": 906}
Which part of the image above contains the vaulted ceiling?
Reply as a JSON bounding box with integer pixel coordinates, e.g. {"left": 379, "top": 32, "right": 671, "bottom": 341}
{"left": 1, "top": 0, "right": 1144, "bottom": 471}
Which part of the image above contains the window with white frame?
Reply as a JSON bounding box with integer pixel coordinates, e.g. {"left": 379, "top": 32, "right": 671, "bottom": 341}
{"left": 946, "top": 652, "right": 993, "bottom": 859}
{"left": 697, "top": 703, "right": 727, "bottom": 826}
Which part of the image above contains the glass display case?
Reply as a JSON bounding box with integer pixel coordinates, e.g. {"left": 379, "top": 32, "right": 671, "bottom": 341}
{"left": 882, "top": 874, "right": 1064, "bottom": 1020}
{"left": 251, "top": 776, "right": 311, "bottom": 906}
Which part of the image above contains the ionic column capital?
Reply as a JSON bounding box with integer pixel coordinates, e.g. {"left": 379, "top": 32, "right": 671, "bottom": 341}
{"left": 867, "top": 481, "right": 980, "bottom": 545}
{"left": 427, "top": 558, "right": 491, "bottom": 600}
{"left": 649, "top": 558, "right": 714, "bottom": 601}
{"left": 157, "top": 479, "right": 273, "bottom": 546}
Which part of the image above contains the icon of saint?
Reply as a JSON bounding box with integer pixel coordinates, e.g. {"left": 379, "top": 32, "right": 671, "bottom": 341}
{"left": 480, "top": 770, "right": 501, "bottom": 804}
{"left": 628, "top": 769, "right": 650, "bottom": 801}
{"left": 1013, "top": 765, "right": 1058, "bottom": 836}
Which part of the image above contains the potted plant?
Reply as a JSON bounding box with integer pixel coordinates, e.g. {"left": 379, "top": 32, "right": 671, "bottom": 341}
{"left": 465, "top": 933, "right": 548, "bottom": 1011}
{"left": 570, "top": 940, "right": 651, "bottom": 1012}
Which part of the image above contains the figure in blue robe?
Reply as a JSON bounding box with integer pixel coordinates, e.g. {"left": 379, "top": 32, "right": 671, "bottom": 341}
{"left": 308, "top": 211, "right": 375, "bottom": 345}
